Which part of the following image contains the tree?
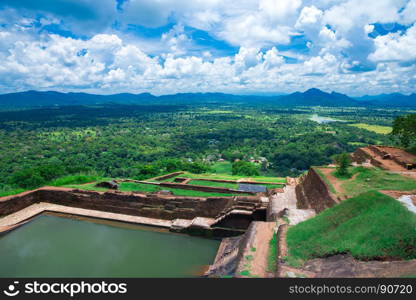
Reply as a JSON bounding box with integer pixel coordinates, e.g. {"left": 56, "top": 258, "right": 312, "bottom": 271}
{"left": 185, "top": 162, "right": 210, "bottom": 174}
{"left": 8, "top": 168, "right": 46, "bottom": 188}
{"left": 392, "top": 114, "right": 416, "bottom": 148}
{"left": 333, "top": 153, "right": 351, "bottom": 177}
{"left": 232, "top": 161, "right": 260, "bottom": 176}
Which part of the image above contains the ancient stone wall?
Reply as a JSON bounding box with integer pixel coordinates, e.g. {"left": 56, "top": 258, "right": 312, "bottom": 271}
{"left": 295, "top": 168, "right": 338, "bottom": 213}
{"left": 351, "top": 148, "right": 384, "bottom": 168}
{"left": 148, "top": 172, "right": 184, "bottom": 181}
{"left": 158, "top": 182, "right": 254, "bottom": 194}
{"left": 0, "top": 188, "right": 242, "bottom": 220}
{"left": 0, "top": 190, "right": 39, "bottom": 216}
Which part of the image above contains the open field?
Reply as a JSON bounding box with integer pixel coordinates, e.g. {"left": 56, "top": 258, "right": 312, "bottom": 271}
{"left": 286, "top": 191, "right": 416, "bottom": 264}
{"left": 348, "top": 123, "right": 392, "bottom": 134}
{"left": 211, "top": 161, "right": 233, "bottom": 174}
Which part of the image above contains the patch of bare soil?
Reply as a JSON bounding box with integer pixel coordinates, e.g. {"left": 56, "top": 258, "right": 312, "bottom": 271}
{"left": 381, "top": 190, "right": 416, "bottom": 199}
{"left": 378, "top": 146, "right": 416, "bottom": 164}
{"left": 237, "top": 222, "right": 276, "bottom": 278}
{"left": 250, "top": 222, "right": 276, "bottom": 277}
{"left": 318, "top": 168, "right": 345, "bottom": 195}
{"left": 363, "top": 147, "right": 416, "bottom": 173}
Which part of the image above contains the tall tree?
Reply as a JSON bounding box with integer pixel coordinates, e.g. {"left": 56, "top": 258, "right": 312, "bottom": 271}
{"left": 392, "top": 114, "right": 416, "bottom": 148}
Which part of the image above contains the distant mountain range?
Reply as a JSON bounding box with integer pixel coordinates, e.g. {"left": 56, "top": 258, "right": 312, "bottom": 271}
{"left": 279, "top": 88, "right": 361, "bottom": 107}
{"left": 354, "top": 92, "right": 416, "bottom": 107}
{"left": 0, "top": 88, "right": 414, "bottom": 108}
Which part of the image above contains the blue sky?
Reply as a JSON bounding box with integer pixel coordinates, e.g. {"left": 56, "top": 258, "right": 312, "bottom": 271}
{"left": 0, "top": 0, "right": 415, "bottom": 96}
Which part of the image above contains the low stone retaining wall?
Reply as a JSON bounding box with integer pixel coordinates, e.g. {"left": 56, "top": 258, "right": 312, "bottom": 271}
{"left": 183, "top": 177, "right": 286, "bottom": 186}
{"left": 147, "top": 171, "right": 184, "bottom": 181}
{"left": 0, "top": 187, "right": 236, "bottom": 220}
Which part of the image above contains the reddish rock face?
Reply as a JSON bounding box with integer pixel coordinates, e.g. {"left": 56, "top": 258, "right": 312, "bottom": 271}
{"left": 295, "top": 168, "right": 338, "bottom": 213}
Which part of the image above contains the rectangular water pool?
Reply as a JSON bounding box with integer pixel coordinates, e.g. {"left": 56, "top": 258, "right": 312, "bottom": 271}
{"left": 0, "top": 214, "right": 220, "bottom": 277}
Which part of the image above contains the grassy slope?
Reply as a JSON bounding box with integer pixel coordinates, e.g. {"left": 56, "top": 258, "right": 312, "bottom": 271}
{"left": 212, "top": 161, "right": 233, "bottom": 174}
{"left": 341, "top": 167, "right": 416, "bottom": 197}
{"left": 0, "top": 188, "right": 26, "bottom": 197}
{"left": 0, "top": 174, "right": 105, "bottom": 197}
{"left": 286, "top": 191, "right": 416, "bottom": 263}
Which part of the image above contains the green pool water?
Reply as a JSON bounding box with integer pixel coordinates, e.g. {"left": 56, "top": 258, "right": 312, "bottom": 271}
{"left": 0, "top": 214, "right": 220, "bottom": 277}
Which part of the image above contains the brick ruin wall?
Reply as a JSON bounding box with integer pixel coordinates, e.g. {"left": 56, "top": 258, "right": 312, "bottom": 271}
{"left": 295, "top": 168, "right": 338, "bottom": 213}
{"left": 369, "top": 145, "right": 416, "bottom": 168}
{"left": 351, "top": 148, "right": 384, "bottom": 168}
{"left": 157, "top": 182, "right": 254, "bottom": 194}
{"left": 0, "top": 188, "right": 245, "bottom": 220}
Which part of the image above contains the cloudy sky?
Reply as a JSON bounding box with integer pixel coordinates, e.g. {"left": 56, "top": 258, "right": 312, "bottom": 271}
{"left": 0, "top": 0, "right": 415, "bottom": 96}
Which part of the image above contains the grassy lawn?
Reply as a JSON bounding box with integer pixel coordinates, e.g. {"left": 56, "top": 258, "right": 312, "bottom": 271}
{"left": 0, "top": 188, "right": 26, "bottom": 197}
{"left": 348, "top": 123, "right": 392, "bottom": 134}
{"left": 212, "top": 161, "right": 233, "bottom": 174}
{"left": 64, "top": 183, "right": 109, "bottom": 192}
{"left": 286, "top": 191, "right": 416, "bottom": 264}
{"left": 182, "top": 172, "right": 286, "bottom": 183}
{"left": 49, "top": 174, "right": 106, "bottom": 186}
{"left": 341, "top": 167, "right": 416, "bottom": 197}
{"left": 0, "top": 174, "right": 106, "bottom": 197}
{"left": 66, "top": 181, "right": 244, "bottom": 197}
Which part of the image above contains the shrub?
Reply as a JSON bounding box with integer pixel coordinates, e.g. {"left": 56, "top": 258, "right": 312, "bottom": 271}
{"left": 232, "top": 161, "right": 260, "bottom": 176}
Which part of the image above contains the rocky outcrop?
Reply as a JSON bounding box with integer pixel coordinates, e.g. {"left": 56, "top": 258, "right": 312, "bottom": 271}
{"left": 295, "top": 168, "right": 338, "bottom": 213}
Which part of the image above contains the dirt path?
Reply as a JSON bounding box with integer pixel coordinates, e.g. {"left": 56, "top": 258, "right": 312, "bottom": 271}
{"left": 236, "top": 221, "right": 276, "bottom": 278}
{"left": 318, "top": 168, "right": 360, "bottom": 198}
{"left": 249, "top": 222, "right": 276, "bottom": 277}
{"left": 318, "top": 168, "right": 344, "bottom": 195}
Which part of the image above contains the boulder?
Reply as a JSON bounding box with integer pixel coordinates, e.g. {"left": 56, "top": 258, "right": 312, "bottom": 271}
{"left": 95, "top": 180, "right": 119, "bottom": 190}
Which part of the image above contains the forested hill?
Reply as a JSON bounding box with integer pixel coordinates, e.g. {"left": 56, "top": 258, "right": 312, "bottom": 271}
{"left": 354, "top": 93, "right": 416, "bottom": 107}
{"left": 0, "top": 89, "right": 414, "bottom": 108}
{"left": 278, "top": 88, "right": 361, "bottom": 107}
